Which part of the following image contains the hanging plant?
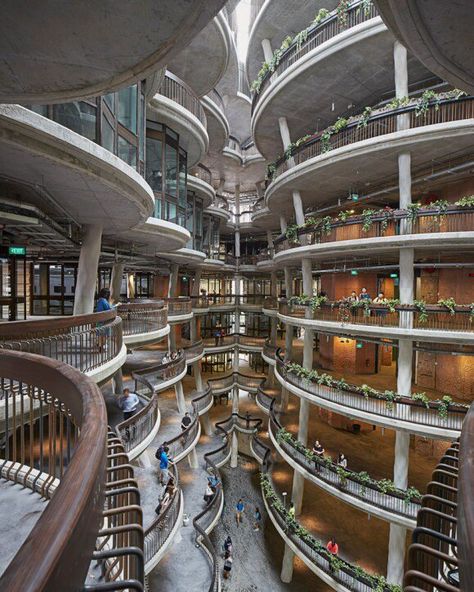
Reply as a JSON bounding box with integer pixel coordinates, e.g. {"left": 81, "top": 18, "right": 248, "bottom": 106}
{"left": 470, "top": 303, "right": 474, "bottom": 323}
{"left": 285, "top": 224, "right": 300, "bottom": 244}
{"left": 414, "top": 299, "right": 428, "bottom": 323}
{"left": 337, "top": 0, "right": 351, "bottom": 27}
{"left": 380, "top": 208, "right": 393, "bottom": 233}
{"left": 455, "top": 195, "right": 474, "bottom": 208}
{"left": 304, "top": 216, "right": 318, "bottom": 227}
{"left": 294, "top": 28, "right": 309, "bottom": 51}
{"left": 387, "top": 96, "right": 410, "bottom": 110}
{"left": 266, "top": 162, "right": 276, "bottom": 180}
{"left": 337, "top": 210, "right": 352, "bottom": 223}
{"left": 320, "top": 129, "right": 332, "bottom": 153}
{"left": 407, "top": 202, "right": 422, "bottom": 222}
{"left": 383, "top": 390, "right": 399, "bottom": 410}
{"left": 333, "top": 116, "right": 349, "bottom": 133}
{"left": 313, "top": 7, "right": 330, "bottom": 25}
{"left": 309, "top": 295, "right": 328, "bottom": 311}
{"left": 385, "top": 298, "right": 400, "bottom": 313}
{"left": 357, "top": 0, "right": 373, "bottom": 16}
{"left": 321, "top": 216, "right": 333, "bottom": 235}
{"left": 437, "top": 395, "right": 453, "bottom": 420}
{"left": 361, "top": 208, "right": 377, "bottom": 232}
{"left": 438, "top": 297, "right": 457, "bottom": 315}
{"left": 431, "top": 199, "right": 449, "bottom": 222}
{"left": 404, "top": 486, "right": 423, "bottom": 504}
{"left": 411, "top": 391, "right": 430, "bottom": 408}
{"left": 357, "top": 105, "right": 373, "bottom": 129}
{"left": 415, "top": 89, "right": 441, "bottom": 117}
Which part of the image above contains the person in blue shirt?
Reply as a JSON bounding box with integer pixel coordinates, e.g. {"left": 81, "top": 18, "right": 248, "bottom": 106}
{"left": 96, "top": 288, "right": 112, "bottom": 352}
{"left": 159, "top": 446, "right": 170, "bottom": 486}
{"left": 235, "top": 498, "right": 245, "bottom": 525}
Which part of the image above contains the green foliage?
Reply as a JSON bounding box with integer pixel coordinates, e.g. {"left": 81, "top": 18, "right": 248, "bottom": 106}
{"left": 407, "top": 202, "right": 422, "bottom": 222}
{"left": 415, "top": 89, "right": 441, "bottom": 117}
{"left": 337, "top": 0, "right": 351, "bottom": 27}
{"left": 361, "top": 208, "right": 377, "bottom": 232}
{"left": 414, "top": 299, "right": 428, "bottom": 323}
{"left": 357, "top": 105, "right": 373, "bottom": 129}
{"left": 437, "top": 395, "right": 453, "bottom": 420}
{"left": 455, "top": 195, "right": 474, "bottom": 208}
{"left": 285, "top": 224, "right": 300, "bottom": 244}
{"left": 337, "top": 209, "right": 352, "bottom": 222}
{"left": 313, "top": 8, "right": 330, "bottom": 25}
{"left": 411, "top": 391, "right": 430, "bottom": 408}
{"left": 438, "top": 297, "right": 457, "bottom": 315}
{"left": 294, "top": 29, "right": 309, "bottom": 51}
{"left": 321, "top": 216, "right": 333, "bottom": 235}
{"left": 385, "top": 299, "right": 400, "bottom": 313}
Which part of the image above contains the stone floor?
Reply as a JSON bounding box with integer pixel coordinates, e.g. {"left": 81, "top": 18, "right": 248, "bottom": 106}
{"left": 0, "top": 480, "right": 48, "bottom": 577}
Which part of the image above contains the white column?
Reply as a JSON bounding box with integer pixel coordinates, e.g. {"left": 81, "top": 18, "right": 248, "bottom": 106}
{"left": 112, "top": 369, "right": 123, "bottom": 394}
{"left": 398, "top": 153, "right": 412, "bottom": 212}
{"left": 188, "top": 446, "right": 199, "bottom": 469}
{"left": 168, "top": 264, "right": 179, "bottom": 298}
{"left": 291, "top": 191, "right": 305, "bottom": 226}
{"left": 127, "top": 273, "right": 135, "bottom": 299}
{"left": 110, "top": 262, "right": 124, "bottom": 304}
{"left": 302, "top": 259, "right": 312, "bottom": 296}
{"left": 232, "top": 386, "right": 239, "bottom": 413}
{"left": 261, "top": 38, "right": 273, "bottom": 63}
{"left": 283, "top": 267, "right": 293, "bottom": 298}
{"left": 279, "top": 216, "right": 287, "bottom": 234}
{"left": 192, "top": 269, "right": 202, "bottom": 297}
{"left": 73, "top": 224, "right": 102, "bottom": 314}
{"left": 230, "top": 430, "right": 238, "bottom": 468}
{"left": 201, "top": 412, "right": 214, "bottom": 437}
{"left": 235, "top": 184, "right": 241, "bottom": 258}
{"left": 387, "top": 524, "right": 407, "bottom": 585}
{"left": 267, "top": 230, "right": 274, "bottom": 257}
{"left": 174, "top": 381, "right": 186, "bottom": 414}
{"left": 281, "top": 544, "right": 295, "bottom": 583}
{"left": 193, "top": 361, "right": 203, "bottom": 391}
{"left": 394, "top": 40, "right": 409, "bottom": 131}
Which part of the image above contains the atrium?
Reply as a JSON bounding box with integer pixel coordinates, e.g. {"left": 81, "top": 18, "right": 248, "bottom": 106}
{"left": 0, "top": 1, "right": 472, "bottom": 591}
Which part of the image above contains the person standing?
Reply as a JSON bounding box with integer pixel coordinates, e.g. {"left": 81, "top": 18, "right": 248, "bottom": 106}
{"left": 223, "top": 552, "right": 233, "bottom": 579}
{"left": 327, "top": 537, "right": 339, "bottom": 555}
{"left": 254, "top": 507, "right": 262, "bottom": 531}
{"left": 181, "top": 412, "right": 192, "bottom": 431}
{"left": 158, "top": 446, "right": 171, "bottom": 486}
{"left": 235, "top": 498, "right": 245, "bottom": 525}
{"left": 118, "top": 388, "right": 140, "bottom": 421}
{"left": 223, "top": 535, "right": 233, "bottom": 556}
{"left": 288, "top": 502, "right": 295, "bottom": 519}
{"left": 96, "top": 288, "right": 112, "bottom": 352}
{"left": 337, "top": 453, "right": 348, "bottom": 469}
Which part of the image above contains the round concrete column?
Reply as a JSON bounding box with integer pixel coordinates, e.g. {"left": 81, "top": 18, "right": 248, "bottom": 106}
{"left": 192, "top": 268, "right": 202, "bottom": 297}
{"left": 230, "top": 430, "right": 238, "bottom": 468}
{"left": 281, "top": 542, "right": 295, "bottom": 583}
{"left": 200, "top": 412, "right": 214, "bottom": 437}
{"left": 188, "top": 446, "right": 199, "bottom": 469}
{"left": 168, "top": 264, "right": 179, "bottom": 298}
{"left": 110, "top": 262, "right": 124, "bottom": 304}
{"left": 232, "top": 386, "right": 239, "bottom": 413}
{"left": 193, "top": 361, "right": 203, "bottom": 392}
{"left": 387, "top": 524, "right": 407, "bottom": 585}
{"left": 261, "top": 38, "right": 273, "bottom": 62}
{"left": 73, "top": 224, "right": 102, "bottom": 315}
{"left": 175, "top": 381, "right": 186, "bottom": 414}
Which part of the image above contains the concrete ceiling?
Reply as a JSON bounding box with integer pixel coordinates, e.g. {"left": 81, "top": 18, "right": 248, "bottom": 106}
{"left": 0, "top": 0, "right": 228, "bottom": 104}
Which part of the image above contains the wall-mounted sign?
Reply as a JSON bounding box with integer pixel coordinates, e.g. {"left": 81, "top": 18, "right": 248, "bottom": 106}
{"left": 8, "top": 246, "right": 26, "bottom": 256}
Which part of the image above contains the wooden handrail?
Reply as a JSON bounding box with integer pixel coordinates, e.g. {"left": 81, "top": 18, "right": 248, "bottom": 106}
{"left": 458, "top": 403, "right": 474, "bottom": 590}
{"left": 0, "top": 350, "right": 107, "bottom": 592}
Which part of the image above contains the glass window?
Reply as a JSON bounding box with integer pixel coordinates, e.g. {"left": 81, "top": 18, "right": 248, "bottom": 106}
{"left": 104, "top": 92, "right": 115, "bottom": 113}
{"left": 154, "top": 197, "right": 162, "bottom": 219}
{"left": 146, "top": 136, "right": 163, "bottom": 192}
{"left": 165, "top": 143, "right": 177, "bottom": 197}
{"left": 139, "top": 94, "right": 145, "bottom": 163}
{"left": 102, "top": 116, "right": 115, "bottom": 154}
{"left": 178, "top": 153, "right": 187, "bottom": 207}
{"left": 30, "top": 104, "right": 48, "bottom": 117}
{"left": 118, "top": 135, "right": 137, "bottom": 168}
{"left": 53, "top": 101, "right": 96, "bottom": 142}
{"left": 167, "top": 201, "right": 177, "bottom": 224}
{"left": 117, "top": 84, "right": 137, "bottom": 132}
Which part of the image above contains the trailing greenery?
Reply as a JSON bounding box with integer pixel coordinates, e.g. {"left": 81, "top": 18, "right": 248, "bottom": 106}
{"left": 265, "top": 89, "right": 469, "bottom": 180}
{"left": 413, "top": 299, "right": 428, "bottom": 324}
{"left": 455, "top": 195, "right": 474, "bottom": 207}
{"left": 261, "top": 473, "right": 403, "bottom": 591}
{"left": 288, "top": 294, "right": 328, "bottom": 311}
{"left": 282, "top": 360, "right": 468, "bottom": 418}
{"left": 438, "top": 297, "right": 457, "bottom": 315}
{"left": 314, "top": 8, "right": 330, "bottom": 24}
{"left": 276, "top": 427, "right": 422, "bottom": 502}
{"left": 285, "top": 224, "right": 300, "bottom": 244}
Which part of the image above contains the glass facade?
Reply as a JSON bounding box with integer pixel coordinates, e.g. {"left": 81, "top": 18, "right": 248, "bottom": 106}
{"left": 28, "top": 82, "right": 145, "bottom": 174}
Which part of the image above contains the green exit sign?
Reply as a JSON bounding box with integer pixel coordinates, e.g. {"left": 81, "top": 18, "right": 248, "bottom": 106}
{"left": 351, "top": 270, "right": 358, "bottom": 276}
{"left": 9, "top": 246, "right": 26, "bottom": 256}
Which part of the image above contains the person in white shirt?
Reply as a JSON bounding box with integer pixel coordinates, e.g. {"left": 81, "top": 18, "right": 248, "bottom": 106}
{"left": 119, "top": 388, "right": 140, "bottom": 420}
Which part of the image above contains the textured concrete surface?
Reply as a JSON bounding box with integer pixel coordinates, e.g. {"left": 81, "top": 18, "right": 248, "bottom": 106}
{"left": 0, "top": 480, "right": 47, "bottom": 577}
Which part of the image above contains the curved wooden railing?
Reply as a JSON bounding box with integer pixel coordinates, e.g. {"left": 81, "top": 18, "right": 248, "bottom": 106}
{"left": 115, "top": 393, "right": 159, "bottom": 454}
{"left": 160, "top": 71, "right": 207, "bottom": 127}
{"left": 263, "top": 296, "right": 278, "bottom": 309}
{"left": 263, "top": 338, "right": 277, "bottom": 360}
{"left": 251, "top": 0, "right": 378, "bottom": 111}
{"left": 182, "top": 339, "right": 204, "bottom": 361}
{"left": 0, "top": 310, "right": 123, "bottom": 373}
{"left": 132, "top": 352, "right": 187, "bottom": 395}
{"left": 143, "top": 465, "right": 181, "bottom": 568}
{"left": 279, "top": 299, "right": 474, "bottom": 333}
{"left": 203, "top": 333, "right": 267, "bottom": 349}
{"left": 162, "top": 414, "right": 201, "bottom": 462}
{"left": 0, "top": 351, "right": 108, "bottom": 591}
{"left": 269, "top": 96, "right": 474, "bottom": 183}
{"left": 458, "top": 404, "right": 474, "bottom": 591}
{"left": 165, "top": 297, "right": 192, "bottom": 316}
{"left": 191, "top": 295, "right": 210, "bottom": 310}
{"left": 189, "top": 163, "right": 213, "bottom": 186}
{"left": 269, "top": 400, "right": 420, "bottom": 525}
{"left": 117, "top": 301, "right": 168, "bottom": 337}
{"left": 207, "top": 371, "right": 266, "bottom": 394}
{"left": 276, "top": 350, "right": 467, "bottom": 434}
{"left": 274, "top": 205, "right": 474, "bottom": 253}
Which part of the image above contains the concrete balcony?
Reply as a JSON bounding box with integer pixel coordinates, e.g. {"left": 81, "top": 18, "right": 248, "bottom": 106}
{"left": 118, "top": 301, "right": 169, "bottom": 348}
{"left": 265, "top": 97, "right": 474, "bottom": 219}
{"left": 0, "top": 0, "right": 227, "bottom": 103}
{"left": 188, "top": 163, "right": 216, "bottom": 208}
{"left": 149, "top": 72, "right": 209, "bottom": 167}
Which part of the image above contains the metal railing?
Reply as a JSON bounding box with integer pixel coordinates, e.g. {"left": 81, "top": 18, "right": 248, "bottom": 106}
{"left": 203, "top": 333, "right": 266, "bottom": 349}
{"left": 160, "top": 71, "right": 207, "bottom": 127}
{"left": 270, "top": 97, "right": 474, "bottom": 182}
{"left": 276, "top": 351, "right": 467, "bottom": 433}
{"left": 0, "top": 351, "right": 109, "bottom": 592}
{"left": 117, "top": 301, "right": 167, "bottom": 336}
{"left": 274, "top": 206, "right": 474, "bottom": 253}
{"left": 279, "top": 300, "right": 474, "bottom": 333}
{"left": 252, "top": 0, "right": 378, "bottom": 111}
{"left": 115, "top": 394, "right": 159, "bottom": 454}
{"left": 189, "top": 163, "right": 213, "bottom": 186}
{"left": 263, "top": 296, "right": 278, "bottom": 309}
{"left": 191, "top": 295, "right": 210, "bottom": 309}
{"left": 182, "top": 339, "right": 204, "bottom": 360}
{"left": 165, "top": 297, "right": 192, "bottom": 316}
{"left": 207, "top": 371, "right": 266, "bottom": 394}
{"left": 133, "top": 352, "right": 186, "bottom": 395}
{"left": 263, "top": 339, "right": 277, "bottom": 360}
{"left": 404, "top": 442, "right": 461, "bottom": 591}
{"left": 0, "top": 310, "right": 123, "bottom": 373}
{"left": 269, "top": 401, "right": 420, "bottom": 523}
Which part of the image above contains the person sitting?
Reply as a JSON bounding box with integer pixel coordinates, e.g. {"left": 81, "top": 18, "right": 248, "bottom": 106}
{"left": 359, "top": 287, "right": 371, "bottom": 300}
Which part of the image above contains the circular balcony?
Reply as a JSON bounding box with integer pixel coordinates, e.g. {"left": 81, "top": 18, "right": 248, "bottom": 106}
{"left": 268, "top": 401, "right": 419, "bottom": 528}
{"left": 0, "top": 105, "right": 154, "bottom": 234}
{"left": 0, "top": 0, "right": 227, "bottom": 103}
{"left": 251, "top": 1, "right": 435, "bottom": 158}
{"left": 132, "top": 352, "right": 187, "bottom": 394}
{"left": 0, "top": 350, "right": 108, "bottom": 590}
{"left": 191, "top": 296, "right": 210, "bottom": 314}
{"left": 207, "top": 372, "right": 265, "bottom": 396}
{"left": 275, "top": 351, "right": 467, "bottom": 439}
{"left": 262, "top": 296, "right": 278, "bottom": 316}
{"left": 202, "top": 90, "right": 230, "bottom": 152}
{"left": 262, "top": 338, "right": 277, "bottom": 365}
{"left": 115, "top": 393, "right": 161, "bottom": 460}
{"left": 149, "top": 72, "right": 209, "bottom": 167}
{"left": 203, "top": 333, "right": 266, "bottom": 354}
{"left": 279, "top": 299, "right": 474, "bottom": 345}
{"left": 182, "top": 339, "right": 205, "bottom": 363}
{"left": 118, "top": 300, "right": 169, "bottom": 347}
{"left": 188, "top": 164, "right": 215, "bottom": 208}
{"left": 265, "top": 96, "right": 474, "bottom": 217}
{"left": 0, "top": 310, "right": 126, "bottom": 383}
{"left": 274, "top": 204, "right": 474, "bottom": 263}
{"left": 165, "top": 297, "right": 193, "bottom": 323}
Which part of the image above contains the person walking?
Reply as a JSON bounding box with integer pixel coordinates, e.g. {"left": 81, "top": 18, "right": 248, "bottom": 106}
{"left": 223, "top": 551, "right": 233, "bottom": 579}
{"left": 118, "top": 388, "right": 140, "bottom": 421}
{"left": 254, "top": 507, "right": 262, "bottom": 531}
{"left": 235, "top": 498, "right": 245, "bottom": 525}
{"left": 158, "top": 445, "right": 171, "bottom": 486}
{"left": 223, "top": 535, "right": 233, "bottom": 556}
{"left": 204, "top": 482, "right": 214, "bottom": 505}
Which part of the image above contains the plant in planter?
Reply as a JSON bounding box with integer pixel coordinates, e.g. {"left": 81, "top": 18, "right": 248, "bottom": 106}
{"left": 407, "top": 202, "right": 422, "bottom": 222}
{"left": 357, "top": 105, "right": 373, "bottom": 129}
{"left": 361, "top": 208, "right": 377, "bottom": 232}
{"left": 411, "top": 391, "right": 430, "bottom": 408}
{"left": 414, "top": 299, "right": 428, "bottom": 324}
{"left": 356, "top": 471, "right": 371, "bottom": 497}
{"left": 385, "top": 299, "right": 400, "bottom": 313}
{"left": 309, "top": 294, "right": 328, "bottom": 311}
{"left": 437, "top": 395, "right": 453, "bottom": 420}
{"left": 320, "top": 128, "right": 333, "bottom": 153}
{"left": 377, "top": 479, "right": 396, "bottom": 495}
{"left": 337, "top": 209, "right": 352, "bottom": 222}
{"left": 431, "top": 199, "right": 449, "bottom": 220}
{"left": 383, "top": 390, "right": 399, "bottom": 411}
{"left": 321, "top": 216, "right": 333, "bottom": 235}
{"left": 336, "top": 0, "right": 351, "bottom": 27}
{"left": 285, "top": 224, "right": 300, "bottom": 244}
{"left": 359, "top": 383, "right": 378, "bottom": 399}
{"left": 438, "top": 297, "right": 457, "bottom": 315}
{"left": 294, "top": 28, "right": 309, "bottom": 51}
{"left": 404, "top": 486, "right": 422, "bottom": 504}
{"left": 333, "top": 117, "right": 349, "bottom": 133}
{"left": 329, "top": 554, "right": 344, "bottom": 573}
{"left": 388, "top": 95, "right": 410, "bottom": 110}
{"left": 266, "top": 162, "right": 276, "bottom": 180}
{"left": 415, "top": 89, "right": 441, "bottom": 117}
{"left": 357, "top": 0, "right": 373, "bottom": 16}
{"left": 313, "top": 7, "right": 330, "bottom": 25}
{"left": 455, "top": 195, "right": 474, "bottom": 208}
